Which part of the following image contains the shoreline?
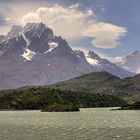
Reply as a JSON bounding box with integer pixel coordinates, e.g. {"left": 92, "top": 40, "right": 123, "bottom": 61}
{"left": 0, "top": 107, "right": 121, "bottom": 112}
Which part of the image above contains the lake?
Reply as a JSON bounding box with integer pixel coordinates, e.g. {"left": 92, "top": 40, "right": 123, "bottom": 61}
{"left": 0, "top": 108, "right": 140, "bottom": 140}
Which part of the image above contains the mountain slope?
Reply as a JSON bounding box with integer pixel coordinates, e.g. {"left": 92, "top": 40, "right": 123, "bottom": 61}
{"left": 0, "top": 22, "right": 134, "bottom": 89}
{"left": 51, "top": 72, "right": 119, "bottom": 93}
{"left": 51, "top": 72, "right": 140, "bottom": 103}
{"left": 115, "top": 51, "right": 140, "bottom": 73}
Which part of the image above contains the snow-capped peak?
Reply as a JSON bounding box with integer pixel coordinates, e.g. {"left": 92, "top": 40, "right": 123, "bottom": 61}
{"left": 21, "top": 48, "right": 36, "bottom": 61}
{"left": 84, "top": 52, "right": 100, "bottom": 66}
{"left": 115, "top": 56, "right": 126, "bottom": 64}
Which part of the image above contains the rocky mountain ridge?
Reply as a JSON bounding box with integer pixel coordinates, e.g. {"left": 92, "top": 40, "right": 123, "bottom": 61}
{"left": 115, "top": 50, "right": 140, "bottom": 73}
{"left": 0, "top": 22, "right": 134, "bottom": 89}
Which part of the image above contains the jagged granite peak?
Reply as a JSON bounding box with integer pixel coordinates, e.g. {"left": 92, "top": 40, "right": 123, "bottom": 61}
{"left": 0, "top": 22, "right": 56, "bottom": 55}
{"left": 22, "top": 22, "right": 53, "bottom": 39}
{"left": 0, "top": 22, "right": 135, "bottom": 89}
{"left": 5, "top": 22, "right": 53, "bottom": 41}
{"left": 88, "top": 51, "right": 102, "bottom": 60}
{"left": 24, "top": 22, "right": 46, "bottom": 31}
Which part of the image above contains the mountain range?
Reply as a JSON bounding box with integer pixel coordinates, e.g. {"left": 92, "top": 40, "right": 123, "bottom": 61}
{"left": 115, "top": 50, "right": 140, "bottom": 73}
{"left": 0, "top": 22, "right": 135, "bottom": 89}
{"left": 0, "top": 71, "right": 139, "bottom": 109}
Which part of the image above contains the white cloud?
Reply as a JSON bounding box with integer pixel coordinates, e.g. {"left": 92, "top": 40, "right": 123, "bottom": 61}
{"left": 3, "top": 3, "right": 127, "bottom": 49}
{"left": 82, "top": 22, "right": 127, "bottom": 49}
{"left": 5, "top": 17, "right": 11, "bottom": 21}
{"left": 22, "top": 12, "right": 38, "bottom": 23}
{"left": 21, "top": 4, "right": 93, "bottom": 40}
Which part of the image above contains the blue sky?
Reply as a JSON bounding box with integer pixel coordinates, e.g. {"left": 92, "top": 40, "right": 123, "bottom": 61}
{"left": 0, "top": 0, "right": 139, "bottom": 60}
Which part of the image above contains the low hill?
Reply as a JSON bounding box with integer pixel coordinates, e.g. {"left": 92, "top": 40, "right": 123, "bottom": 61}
{"left": 51, "top": 72, "right": 140, "bottom": 103}
{"left": 0, "top": 87, "right": 125, "bottom": 110}
{"left": 51, "top": 72, "right": 119, "bottom": 93}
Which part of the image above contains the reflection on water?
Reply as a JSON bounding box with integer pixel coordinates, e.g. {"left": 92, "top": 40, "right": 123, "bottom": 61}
{"left": 0, "top": 108, "right": 140, "bottom": 140}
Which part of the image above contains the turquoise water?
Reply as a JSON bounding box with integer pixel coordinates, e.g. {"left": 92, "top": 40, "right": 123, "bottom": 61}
{"left": 0, "top": 108, "right": 140, "bottom": 140}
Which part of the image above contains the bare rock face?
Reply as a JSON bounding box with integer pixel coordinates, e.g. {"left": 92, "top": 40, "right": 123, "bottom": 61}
{"left": 0, "top": 22, "right": 134, "bottom": 89}
{"left": 115, "top": 51, "right": 140, "bottom": 73}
